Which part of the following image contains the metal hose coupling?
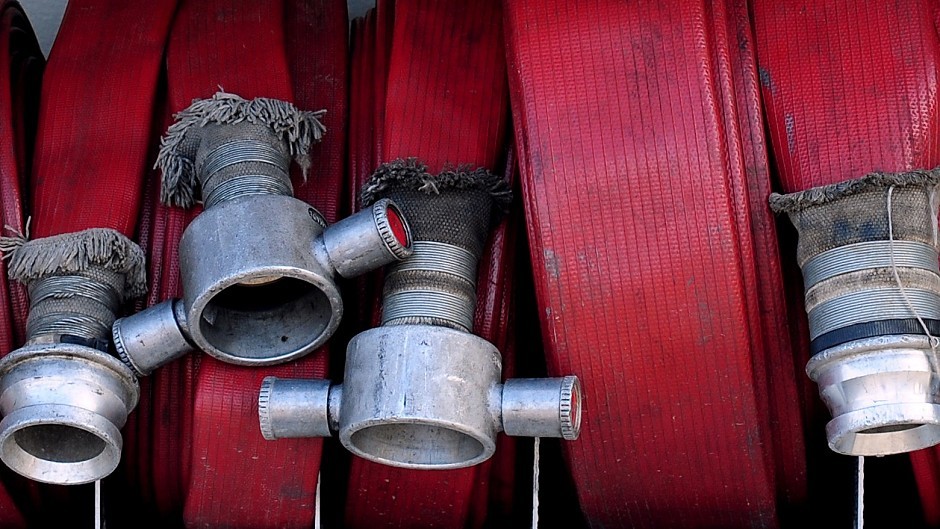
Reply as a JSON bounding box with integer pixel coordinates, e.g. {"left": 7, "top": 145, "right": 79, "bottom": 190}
{"left": 259, "top": 159, "right": 582, "bottom": 469}
{"left": 112, "top": 92, "right": 413, "bottom": 371}
{"left": 771, "top": 168, "right": 940, "bottom": 456}
{"left": 0, "top": 228, "right": 142, "bottom": 484}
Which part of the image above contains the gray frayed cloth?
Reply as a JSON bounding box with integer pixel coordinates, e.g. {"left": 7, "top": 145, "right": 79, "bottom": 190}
{"left": 158, "top": 91, "right": 326, "bottom": 208}
{"left": 0, "top": 227, "right": 147, "bottom": 301}
{"left": 769, "top": 168, "right": 940, "bottom": 213}
{"left": 360, "top": 158, "right": 512, "bottom": 211}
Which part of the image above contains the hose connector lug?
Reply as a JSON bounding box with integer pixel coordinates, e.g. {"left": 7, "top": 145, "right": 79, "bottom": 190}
{"left": 113, "top": 299, "right": 192, "bottom": 377}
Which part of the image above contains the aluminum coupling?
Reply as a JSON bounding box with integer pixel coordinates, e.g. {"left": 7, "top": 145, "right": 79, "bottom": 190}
{"left": 0, "top": 228, "right": 143, "bottom": 484}
{"left": 259, "top": 160, "right": 581, "bottom": 469}
{"left": 259, "top": 325, "right": 582, "bottom": 469}
{"left": 771, "top": 169, "right": 940, "bottom": 455}
{"left": 0, "top": 344, "right": 138, "bottom": 484}
{"left": 113, "top": 197, "right": 412, "bottom": 371}
{"left": 114, "top": 92, "right": 413, "bottom": 369}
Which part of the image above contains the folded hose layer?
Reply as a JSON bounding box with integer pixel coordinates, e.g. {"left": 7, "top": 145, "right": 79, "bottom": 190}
{"left": 0, "top": 0, "right": 41, "bottom": 525}
{"left": 504, "top": 0, "right": 808, "bottom": 526}
{"left": 343, "top": 1, "right": 518, "bottom": 526}
{"left": 753, "top": 0, "right": 940, "bottom": 522}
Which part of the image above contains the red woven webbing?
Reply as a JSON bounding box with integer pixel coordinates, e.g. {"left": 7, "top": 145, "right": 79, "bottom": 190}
{"left": 504, "top": 1, "right": 807, "bottom": 526}
{"left": 155, "top": 1, "right": 347, "bottom": 526}
{"left": 752, "top": 1, "right": 940, "bottom": 525}
{"left": 343, "top": 1, "right": 515, "bottom": 526}
{"left": 0, "top": 2, "right": 42, "bottom": 525}
{"left": 0, "top": 0, "right": 41, "bottom": 372}
{"left": 29, "top": 0, "right": 177, "bottom": 238}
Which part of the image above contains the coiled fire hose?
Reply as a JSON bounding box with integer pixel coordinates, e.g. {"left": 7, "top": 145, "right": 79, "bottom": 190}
{"left": 254, "top": 2, "right": 562, "bottom": 527}
{"left": 0, "top": 0, "right": 177, "bottom": 491}
{"left": 117, "top": 0, "right": 360, "bottom": 526}
{"left": 344, "top": 3, "right": 522, "bottom": 527}
{"left": 752, "top": 0, "right": 940, "bottom": 523}
{"left": 0, "top": 0, "right": 42, "bottom": 525}
{"left": 504, "top": 0, "right": 808, "bottom": 527}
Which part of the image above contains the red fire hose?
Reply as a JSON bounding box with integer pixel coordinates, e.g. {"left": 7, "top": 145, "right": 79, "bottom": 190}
{"left": 134, "top": 1, "right": 348, "bottom": 527}
{"left": 0, "top": 1, "right": 42, "bottom": 525}
{"left": 752, "top": 0, "right": 940, "bottom": 525}
{"left": 125, "top": 0, "right": 348, "bottom": 524}
{"left": 504, "top": 1, "right": 808, "bottom": 526}
{"left": 343, "top": 1, "right": 518, "bottom": 526}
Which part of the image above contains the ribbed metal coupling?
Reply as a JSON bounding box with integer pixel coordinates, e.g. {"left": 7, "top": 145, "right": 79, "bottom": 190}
{"left": 199, "top": 137, "right": 293, "bottom": 208}
{"left": 382, "top": 240, "right": 478, "bottom": 331}
{"left": 807, "top": 335, "right": 940, "bottom": 455}
{"left": 259, "top": 325, "right": 582, "bottom": 469}
{"left": 803, "top": 240, "right": 940, "bottom": 340}
{"left": 0, "top": 344, "right": 139, "bottom": 484}
{"left": 131, "top": 195, "right": 412, "bottom": 367}
{"left": 773, "top": 174, "right": 940, "bottom": 456}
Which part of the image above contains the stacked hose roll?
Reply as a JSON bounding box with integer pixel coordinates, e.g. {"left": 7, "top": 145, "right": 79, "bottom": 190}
{"left": 504, "top": 0, "right": 808, "bottom": 526}
{"left": 0, "top": 0, "right": 176, "bottom": 491}
{"left": 343, "top": 1, "right": 520, "bottom": 526}
{"left": 752, "top": 0, "right": 940, "bottom": 519}
{"left": 131, "top": 0, "right": 348, "bottom": 526}
{"left": 0, "top": 0, "right": 41, "bottom": 525}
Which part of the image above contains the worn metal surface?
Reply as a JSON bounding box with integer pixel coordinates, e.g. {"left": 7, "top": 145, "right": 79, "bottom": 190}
{"left": 316, "top": 198, "right": 411, "bottom": 279}
{"left": 261, "top": 324, "right": 580, "bottom": 469}
{"left": 0, "top": 343, "right": 139, "bottom": 484}
{"left": 802, "top": 240, "right": 940, "bottom": 288}
{"left": 179, "top": 193, "right": 340, "bottom": 365}
{"left": 112, "top": 299, "right": 192, "bottom": 376}
{"left": 807, "top": 334, "right": 940, "bottom": 455}
{"left": 502, "top": 376, "right": 581, "bottom": 440}
{"left": 258, "top": 377, "right": 333, "bottom": 439}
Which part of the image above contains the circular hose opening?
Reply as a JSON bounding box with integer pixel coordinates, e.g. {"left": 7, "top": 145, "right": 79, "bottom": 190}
{"left": 14, "top": 424, "right": 106, "bottom": 463}
{"left": 827, "top": 403, "right": 940, "bottom": 455}
{"left": 860, "top": 424, "right": 921, "bottom": 434}
{"left": 0, "top": 405, "right": 124, "bottom": 485}
{"left": 385, "top": 202, "right": 410, "bottom": 247}
{"left": 199, "top": 275, "right": 333, "bottom": 363}
{"left": 349, "top": 422, "right": 487, "bottom": 469}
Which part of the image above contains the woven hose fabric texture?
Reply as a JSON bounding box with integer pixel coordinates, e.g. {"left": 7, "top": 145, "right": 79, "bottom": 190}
{"left": 129, "top": 0, "right": 348, "bottom": 527}
{"left": 0, "top": 1, "right": 41, "bottom": 525}
{"left": 2, "top": 0, "right": 174, "bottom": 524}
{"left": 753, "top": 1, "right": 940, "bottom": 526}
{"left": 504, "top": 1, "right": 808, "bottom": 527}
{"left": 343, "top": 1, "right": 522, "bottom": 527}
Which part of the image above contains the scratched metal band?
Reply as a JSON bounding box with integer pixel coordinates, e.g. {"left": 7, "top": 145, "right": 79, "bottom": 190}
{"left": 26, "top": 275, "right": 121, "bottom": 341}
{"left": 382, "top": 289, "right": 475, "bottom": 332}
{"left": 203, "top": 173, "right": 294, "bottom": 208}
{"left": 802, "top": 240, "right": 940, "bottom": 289}
{"left": 807, "top": 287, "right": 940, "bottom": 340}
{"left": 387, "top": 241, "right": 478, "bottom": 286}
{"left": 200, "top": 138, "right": 289, "bottom": 185}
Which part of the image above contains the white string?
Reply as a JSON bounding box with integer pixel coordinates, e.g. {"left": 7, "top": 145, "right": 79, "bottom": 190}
{"left": 855, "top": 456, "right": 864, "bottom": 529}
{"left": 887, "top": 186, "right": 940, "bottom": 386}
{"left": 315, "top": 471, "right": 321, "bottom": 529}
{"left": 94, "top": 479, "right": 102, "bottom": 529}
{"left": 532, "top": 437, "right": 540, "bottom": 529}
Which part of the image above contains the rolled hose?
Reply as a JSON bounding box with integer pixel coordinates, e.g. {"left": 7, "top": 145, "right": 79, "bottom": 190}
{"left": 504, "top": 0, "right": 808, "bottom": 526}
{"left": 343, "top": 1, "right": 518, "bottom": 527}
{"left": 0, "top": 0, "right": 41, "bottom": 525}
{"left": 127, "top": 0, "right": 348, "bottom": 526}
{"left": 753, "top": 0, "right": 940, "bottom": 523}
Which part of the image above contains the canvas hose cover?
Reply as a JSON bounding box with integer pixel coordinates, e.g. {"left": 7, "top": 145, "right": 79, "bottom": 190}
{"left": 119, "top": 0, "right": 348, "bottom": 526}
{"left": 343, "top": 1, "right": 520, "bottom": 527}
{"left": 752, "top": 0, "right": 940, "bottom": 524}
{"left": 504, "top": 1, "right": 809, "bottom": 527}
{"left": 0, "top": 1, "right": 41, "bottom": 525}
{"left": 0, "top": 0, "right": 176, "bottom": 524}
